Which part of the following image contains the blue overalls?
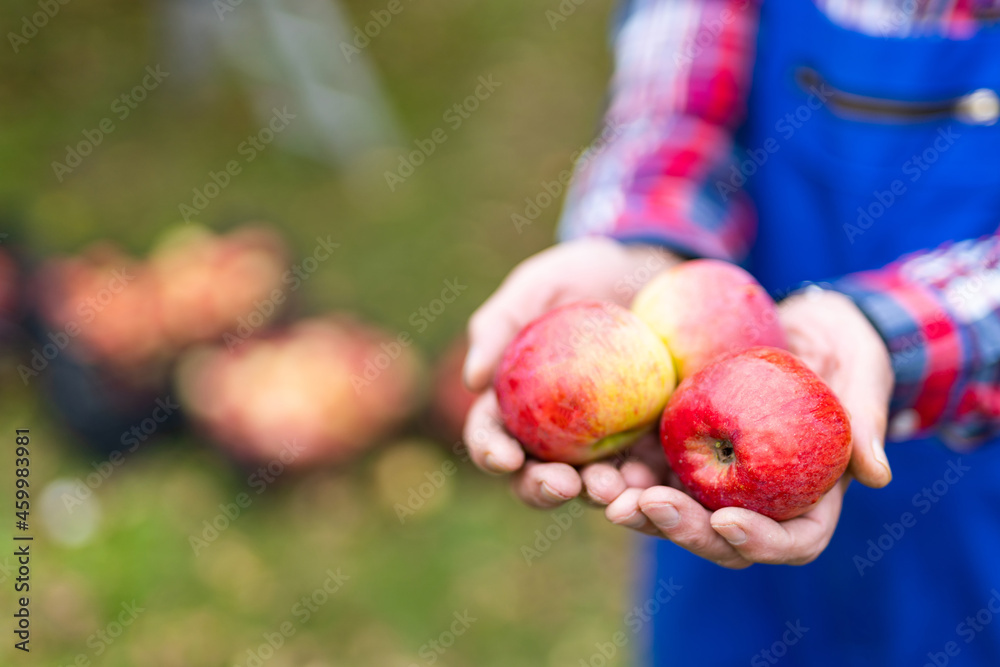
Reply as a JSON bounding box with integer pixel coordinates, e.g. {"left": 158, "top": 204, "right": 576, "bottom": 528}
{"left": 643, "top": 1, "right": 1000, "bottom": 664}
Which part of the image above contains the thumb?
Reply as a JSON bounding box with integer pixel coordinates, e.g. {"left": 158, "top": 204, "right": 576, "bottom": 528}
{"left": 463, "top": 308, "right": 521, "bottom": 392}
{"left": 463, "top": 268, "right": 559, "bottom": 392}
{"left": 839, "top": 352, "right": 894, "bottom": 489}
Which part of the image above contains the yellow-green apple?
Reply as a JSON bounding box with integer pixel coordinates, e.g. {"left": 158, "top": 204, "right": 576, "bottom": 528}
{"left": 495, "top": 300, "right": 676, "bottom": 465}
{"left": 632, "top": 259, "right": 787, "bottom": 378}
{"left": 660, "top": 346, "right": 851, "bottom": 521}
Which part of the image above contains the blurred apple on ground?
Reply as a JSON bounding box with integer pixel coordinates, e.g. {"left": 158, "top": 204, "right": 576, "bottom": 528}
{"left": 632, "top": 259, "right": 787, "bottom": 379}
{"left": 495, "top": 300, "right": 675, "bottom": 465}
{"left": 427, "top": 336, "right": 478, "bottom": 442}
{"left": 149, "top": 224, "right": 288, "bottom": 347}
{"left": 32, "top": 242, "right": 169, "bottom": 378}
{"left": 175, "top": 317, "right": 425, "bottom": 467}
{"left": 660, "top": 346, "right": 852, "bottom": 521}
{"left": 30, "top": 223, "right": 290, "bottom": 378}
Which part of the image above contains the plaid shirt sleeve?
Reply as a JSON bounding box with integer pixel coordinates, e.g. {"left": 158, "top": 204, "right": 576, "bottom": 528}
{"left": 833, "top": 234, "right": 1000, "bottom": 446}
{"left": 556, "top": 0, "right": 761, "bottom": 261}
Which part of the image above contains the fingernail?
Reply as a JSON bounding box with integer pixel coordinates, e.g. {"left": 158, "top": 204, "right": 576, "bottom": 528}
{"left": 462, "top": 346, "right": 482, "bottom": 389}
{"left": 872, "top": 437, "right": 892, "bottom": 483}
{"left": 540, "top": 482, "right": 570, "bottom": 503}
{"left": 644, "top": 502, "right": 680, "bottom": 529}
{"left": 713, "top": 523, "right": 747, "bottom": 545}
{"left": 483, "top": 453, "right": 504, "bottom": 473}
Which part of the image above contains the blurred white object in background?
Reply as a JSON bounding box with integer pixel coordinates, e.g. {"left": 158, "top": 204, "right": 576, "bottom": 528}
{"left": 40, "top": 479, "right": 102, "bottom": 548}
{"left": 162, "top": 0, "right": 402, "bottom": 165}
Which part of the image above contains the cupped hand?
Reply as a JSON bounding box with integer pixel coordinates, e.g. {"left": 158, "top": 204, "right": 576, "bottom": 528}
{"left": 607, "top": 287, "right": 895, "bottom": 568}
{"left": 462, "top": 237, "right": 681, "bottom": 508}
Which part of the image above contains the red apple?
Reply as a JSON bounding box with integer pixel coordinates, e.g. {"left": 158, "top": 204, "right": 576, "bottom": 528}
{"left": 660, "top": 346, "right": 851, "bottom": 521}
{"left": 632, "top": 259, "right": 787, "bottom": 378}
{"left": 495, "top": 300, "right": 676, "bottom": 465}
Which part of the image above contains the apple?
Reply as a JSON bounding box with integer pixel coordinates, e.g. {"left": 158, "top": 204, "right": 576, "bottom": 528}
{"left": 33, "top": 243, "right": 168, "bottom": 374}
{"left": 660, "top": 346, "right": 851, "bottom": 521}
{"left": 428, "top": 335, "right": 478, "bottom": 442}
{"left": 175, "top": 316, "right": 424, "bottom": 467}
{"left": 632, "top": 259, "right": 787, "bottom": 378}
{"left": 149, "top": 223, "right": 288, "bottom": 347}
{"left": 495, "top": 300, "right": 676, "bottom": 465}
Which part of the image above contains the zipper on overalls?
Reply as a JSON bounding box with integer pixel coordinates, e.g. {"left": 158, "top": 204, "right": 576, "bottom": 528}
{"left": 796, "top": 66, "right": 999, "bottom": 125}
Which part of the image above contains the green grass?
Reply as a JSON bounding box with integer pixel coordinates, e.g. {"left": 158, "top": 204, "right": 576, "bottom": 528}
{"left": 0, "top": 0, "right": 644, "bottom": 664}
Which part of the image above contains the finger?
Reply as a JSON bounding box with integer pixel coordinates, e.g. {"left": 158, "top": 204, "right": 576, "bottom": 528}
{"left": 709, "top": 476, "right": 849, "bottom": 565}
{"left": 580, "top": 463, "right": 627, "bottom": 506}
{"left": 638, "top": 487, "right": 750, "bottom": 569}
{"left": 620, "top": 432, "right": 670, "bottom": 485}
{"left": 605, "top": 488, "right": 659, "bottom": 535}
{"left": 463, "top": 391, "right": 525, "bottom": 474}
{"left": 837, "top": 340, "right": 893, "bottom": 489}
{"left": 464, "top": 266, "right": 558, "bottom": 392}
{"left": 619, "top": 459, "right": 660, "bottom": 490}
{"left": 510, "top": 460, "right": 583, "bottom": 509}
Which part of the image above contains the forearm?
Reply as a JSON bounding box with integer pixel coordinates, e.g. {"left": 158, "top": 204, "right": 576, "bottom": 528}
{"left": 831, "top": 233, "right": 1000, "bottom": 446}
{"left": 558, "top": 0, "right": 761, "bottom": 261}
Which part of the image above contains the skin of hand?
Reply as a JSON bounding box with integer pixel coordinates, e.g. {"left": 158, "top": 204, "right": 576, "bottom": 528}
{"left": 462, "top": 237, "right": 682, "bottom": 507}
{"left": 464, "top": 241, "right": 895, "bottom": 567}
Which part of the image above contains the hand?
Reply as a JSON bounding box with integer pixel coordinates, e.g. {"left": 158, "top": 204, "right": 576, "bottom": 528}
{"left": 605, "top": 288, "right": 895, "bottom": 568}
{"left": 462, "top": 237, "right": 682, "bottom": 508}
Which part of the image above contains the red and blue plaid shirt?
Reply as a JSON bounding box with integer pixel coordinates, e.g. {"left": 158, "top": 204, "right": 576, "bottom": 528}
{"left": 558, "top": 0, "right": 1000, "bottom": 445}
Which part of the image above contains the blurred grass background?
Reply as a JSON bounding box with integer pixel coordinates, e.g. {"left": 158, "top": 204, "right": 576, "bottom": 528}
{"left": 0, "top": 0, "right": 644, "bottom": 665}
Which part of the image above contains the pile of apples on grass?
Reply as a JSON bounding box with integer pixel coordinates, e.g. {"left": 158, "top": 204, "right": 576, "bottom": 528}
{"left": 496, "top": 260, "right": 851, "bottom": 520}
{"left": 32, "top": 223, "right": 422, "bottom": 468}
